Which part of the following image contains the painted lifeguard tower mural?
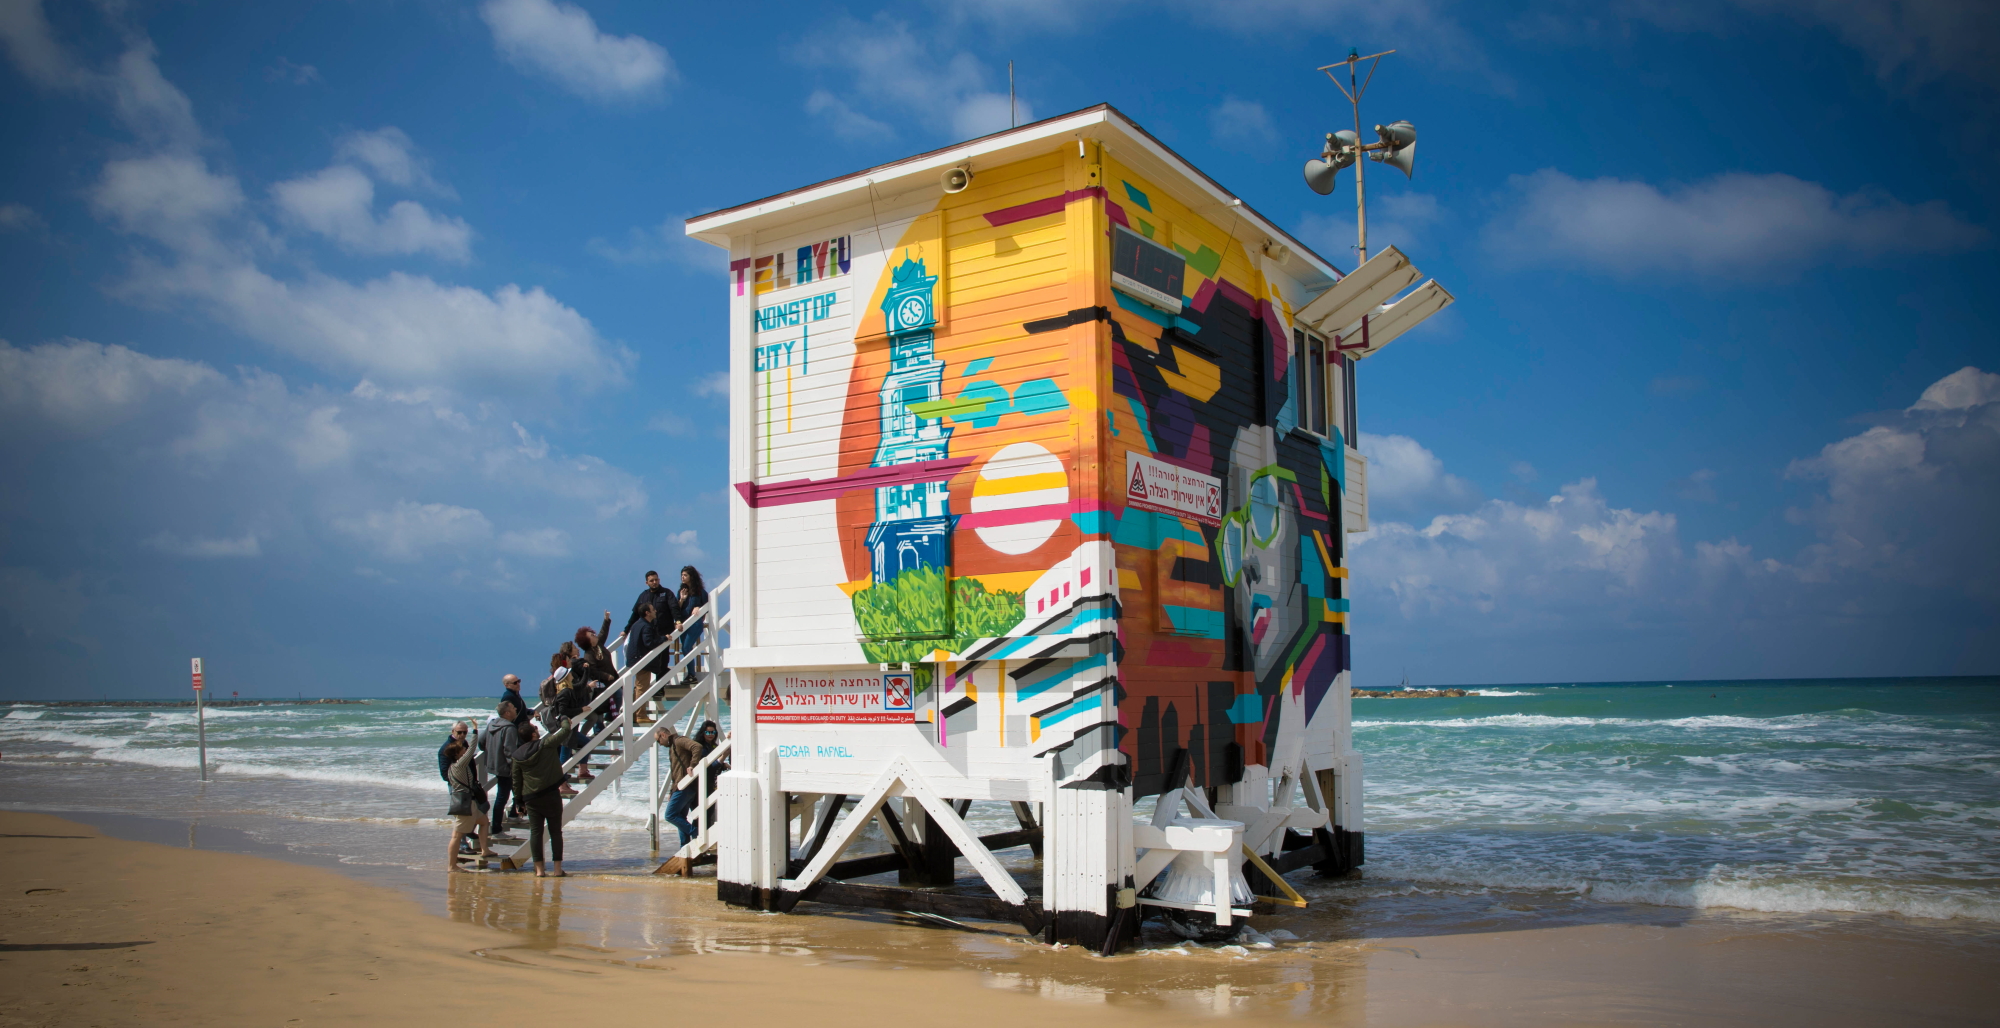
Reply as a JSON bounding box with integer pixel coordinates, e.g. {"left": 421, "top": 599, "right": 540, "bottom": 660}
{"left": 688, "top": 103, "right": 1451, "bottom": 950}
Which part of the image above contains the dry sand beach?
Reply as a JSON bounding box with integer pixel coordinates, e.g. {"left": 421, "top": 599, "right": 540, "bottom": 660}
{"left": 4, "top": 810, "right": 1995, "bottom": 1027}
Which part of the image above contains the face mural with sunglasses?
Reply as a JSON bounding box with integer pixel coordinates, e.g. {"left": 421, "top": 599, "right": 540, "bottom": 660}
{"left": 1220, "top": 428, "right": 1305, "bottom": 679}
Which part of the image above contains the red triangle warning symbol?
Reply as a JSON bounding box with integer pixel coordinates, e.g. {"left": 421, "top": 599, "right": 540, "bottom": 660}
{"left": 1128, "top": 461, "right": 1148, "bottom": 500}
{"left": 757, "top": 678, "right": 783, "bottom": 709}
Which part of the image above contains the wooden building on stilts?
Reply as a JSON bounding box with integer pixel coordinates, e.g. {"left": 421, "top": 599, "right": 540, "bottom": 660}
{"left": 685, "top": 103, "right": 1451, "bottom": 949}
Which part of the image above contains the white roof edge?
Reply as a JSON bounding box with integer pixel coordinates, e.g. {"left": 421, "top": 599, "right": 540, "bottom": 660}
{"left": 683, "top": 105, "right": 1342, "bottom": 286}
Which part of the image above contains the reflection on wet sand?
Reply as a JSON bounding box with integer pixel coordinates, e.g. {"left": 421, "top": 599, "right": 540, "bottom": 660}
{"left": 439, "top": 869, "right": 1371, "bottom": 1018}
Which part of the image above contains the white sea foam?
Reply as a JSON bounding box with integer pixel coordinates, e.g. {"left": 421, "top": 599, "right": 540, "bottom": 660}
{"left": 4, "top": 708, "right": 46, "bottom": 719}
{"left": 1473, "top": 690, "right": 1539, "bottom": 697}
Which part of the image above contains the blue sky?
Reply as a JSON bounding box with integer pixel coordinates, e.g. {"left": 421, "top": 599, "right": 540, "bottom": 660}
{"left": 1, "top": 0, "right": 1993, "bottom": 698}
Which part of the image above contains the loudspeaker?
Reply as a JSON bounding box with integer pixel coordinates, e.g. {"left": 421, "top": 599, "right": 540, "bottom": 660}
{"left": 941, "top": 166, "right": 972, "bottom": 193}
{"left": 1371, "top": 121, "right": 1417, "bottom": 178}
{"left": 1303, "top": 158, "right": 1339, "bottom": 195}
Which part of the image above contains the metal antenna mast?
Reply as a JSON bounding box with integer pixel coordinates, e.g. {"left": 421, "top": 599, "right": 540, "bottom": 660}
{"left": 1319, "top": 49, "right": 1394, "bottom": 265}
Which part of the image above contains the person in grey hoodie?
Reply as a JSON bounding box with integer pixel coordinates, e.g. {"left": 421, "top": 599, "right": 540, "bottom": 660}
{"left": 478, "top": 701, "right": 522, "bottom": 840}
{"left": 510, "top": 716, "right": 579, "bottom": 877}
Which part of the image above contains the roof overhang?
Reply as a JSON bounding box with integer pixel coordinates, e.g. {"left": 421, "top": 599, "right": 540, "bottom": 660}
{"left": 684, "top": 103, "right": 1343, "bottom": 290}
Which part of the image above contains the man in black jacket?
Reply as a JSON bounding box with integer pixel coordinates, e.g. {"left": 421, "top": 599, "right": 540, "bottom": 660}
{"left": 624, "top": 571, "right": 679, "bottom": 685}
{"left": 437, "top": 721, "right": 470, "bottom": 782}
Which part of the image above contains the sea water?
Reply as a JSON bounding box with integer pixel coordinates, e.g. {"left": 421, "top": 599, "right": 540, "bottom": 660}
{"left": 1333, "top": 678, "right": 2000, "bottom": 924}
{"left": 2, "top": 678, "right": 1995, "bottom": 924}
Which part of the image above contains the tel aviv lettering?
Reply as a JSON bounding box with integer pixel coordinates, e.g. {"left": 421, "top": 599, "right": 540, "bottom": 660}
{"left": 730, "top": 235, "right": 852, "bottom": 296}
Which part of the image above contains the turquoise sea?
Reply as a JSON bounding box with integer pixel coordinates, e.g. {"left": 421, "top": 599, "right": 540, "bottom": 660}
{"left": 2, "top": 677, "right": 1995, "bottom": 925}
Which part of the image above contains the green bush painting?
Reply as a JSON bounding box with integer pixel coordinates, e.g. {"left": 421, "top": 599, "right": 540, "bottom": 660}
{"left": 852, "top": 568, "right": 1028, "bottom": 663}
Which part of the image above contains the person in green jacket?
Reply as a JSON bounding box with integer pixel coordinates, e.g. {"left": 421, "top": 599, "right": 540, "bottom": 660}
{"left": 509, "top": 717, "right": 579, "bottom": 877}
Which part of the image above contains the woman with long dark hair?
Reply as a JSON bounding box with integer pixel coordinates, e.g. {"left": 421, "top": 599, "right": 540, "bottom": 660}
{"left": 675, "top": 565, "right": 709, "bottom": 686}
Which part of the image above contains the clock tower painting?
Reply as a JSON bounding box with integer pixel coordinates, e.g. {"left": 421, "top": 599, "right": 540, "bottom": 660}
{"left": 864, "top": 256, "right": 955, "bottom": 608}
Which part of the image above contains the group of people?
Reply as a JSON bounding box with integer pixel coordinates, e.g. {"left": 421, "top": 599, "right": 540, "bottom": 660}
{"left": 438, "top": 566, "right": 717, "bottom": 877}
{"left": 541, "top": 566, "right": 710, "bottom": 730}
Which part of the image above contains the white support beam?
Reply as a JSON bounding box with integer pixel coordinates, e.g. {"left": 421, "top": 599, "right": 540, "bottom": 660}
{"left": 896, "top": 760, "right": 1029, "bottom": 906}
{"left": 778, "top": 762, "right": 901, "bottom": 891}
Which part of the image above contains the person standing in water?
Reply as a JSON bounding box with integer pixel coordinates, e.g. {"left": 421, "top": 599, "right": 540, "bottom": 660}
{"left": 479, "top": 701, "right": 522, "bottom": 841}
{"left": 510, "top": 717, "right": 579, "bottom": 877}
{"left": 443, "top": 738, "right": 491, "bottom": 872}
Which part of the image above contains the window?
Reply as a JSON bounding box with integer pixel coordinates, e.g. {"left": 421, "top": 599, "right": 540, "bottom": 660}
{"left": 1112, "top": 226, "right": 1186, "bottom": 313}
{"left": 1342, "top": 354, "right": 1358, "bottom": 442}
{"left": 1294, "top": 331, "right": 1359, "bottom": 443}
{"left": 1326, "top": 353, "right": 1345, "bottom": 443}
{"left": 1294, "top": 327, "right": 1330, "bottom": 436}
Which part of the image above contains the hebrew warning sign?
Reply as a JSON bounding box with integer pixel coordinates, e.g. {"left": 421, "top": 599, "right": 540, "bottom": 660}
{"left": 1125, "top": 452, "right": 1223, "bottom": 525}
{"left": 754, "top": 673, "right": 917, "bottom": 723}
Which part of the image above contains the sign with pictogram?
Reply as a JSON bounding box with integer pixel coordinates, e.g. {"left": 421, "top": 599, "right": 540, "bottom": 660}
{"left": 1125, "top": 452, "right": 1223, "bottom": 525}
{"left": 191, "top": 657, "right": 204, "bottom": 692}
{"left": 882, "top": 673, "right": 913, "bottom": 712}
{"left": 754, "top": 674, "right": 916, "bottom": 724}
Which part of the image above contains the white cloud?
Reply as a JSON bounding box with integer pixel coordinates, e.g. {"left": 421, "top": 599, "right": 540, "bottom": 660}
{"left": 805, "top": 89, "right": 894, "bottom": 142}
{"left": 127, "top": 262, "right": 619, "bottom": 387}
{"left": 0, "top": 202, "right": 44, "bottom": 232}
{"left": 336, "top": 501, "right": 494, "bottom": 561}
{"left": 480, "top": 0, "right": 675, "bottom": 102}
{"left": 0, "top": 338, "right": 220, "bottom": 434}
{"left": 265, "top": 57, "right": 320, "bottom": 85}
{"left": 334, "top": 127, "right": 453, "bottom": 196}
{"left": 498, "top": 527, "right": 571, "bottom": 557}
{"left": 647, "top": 411, "right": 694, "bottom": 436}
{"left": 1298, "top": 192, "right": 1443, "bottom": 261}
{"left": 1210, "top": 97, "right": 1278, "bottom": 148}
{"left": 1490, "top": 169, "right": 1988, "bottom": 277}
{"left": 271, "top": 165, "right": 472, "bottom": 261}
{"left": 796, "top": 14, "right": 1031, "bottom": 142}
{"left": 586, "top": 214, "right": 727, "bottom": 272}
{"left": 146, "top": 532, "right": 261, "bottom": 558}
{"left": 0, "top": 6, "right": 200, "bottom": 151}
{"left": 1707, "top": 1, "right": 2000, "bottom": 93}
{"left": 1350, "top": 364, "right": 2000, "bottom": 678}
{"left": 1358, "top": 432, "right": 1481, "bottom": 519}
{"left": 74, "top": 90, "right": 612, "bottom": 389}
{"left": 1781, "top": 366, "right": 2000, "bottom": 599}
{"left": 663, "top": 528, "right": 703, "bottom": 561}
{"left": 1356, "top": 478, "right": 1683, "bottom": 621}
{"left": 1670, "top": 467, "right": 1719, "bottom": 503}
{"left": 90, "top": 154, "right": 243, "bottom": 252}
{"left": 1910, "top": 365, "right": 2000, "bottom": 411}
{"left": 695, "top": 371, "right": 728, "bottom": 397}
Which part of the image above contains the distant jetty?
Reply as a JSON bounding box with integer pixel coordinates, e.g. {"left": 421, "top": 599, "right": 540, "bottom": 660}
{"left": 1351, "top": 688, "right": 1470, "bottom": 699}
{"left": 16, "top": 699, "right": 369, "bottom": 708}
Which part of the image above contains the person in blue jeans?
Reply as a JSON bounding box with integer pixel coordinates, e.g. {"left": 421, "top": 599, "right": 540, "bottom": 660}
{"left": 657, "top": 720, "right": 722, "bottom": 852}
{"left": 674, "top": 566, "right": 709, "bottom": 686}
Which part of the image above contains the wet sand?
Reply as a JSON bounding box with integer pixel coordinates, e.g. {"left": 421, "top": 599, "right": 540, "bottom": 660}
{"left": 4, "top": 810, "right": 1995, "bottom": 1026}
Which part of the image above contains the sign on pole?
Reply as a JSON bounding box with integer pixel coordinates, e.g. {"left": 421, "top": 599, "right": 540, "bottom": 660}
{"left": 191, "top": 657, "right": 208, "bottom": 782}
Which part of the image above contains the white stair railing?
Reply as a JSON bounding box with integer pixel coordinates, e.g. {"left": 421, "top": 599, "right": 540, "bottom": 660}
{"left": 499, "top": 579, "right": 729, "bottom": 870}
{"left": 657, "top": 734, "right": 733, "bottom": 867}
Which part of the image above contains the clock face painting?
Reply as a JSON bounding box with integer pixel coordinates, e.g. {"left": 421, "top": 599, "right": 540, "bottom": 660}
{"left": 895, "top": 295, "right": 929, "bottom": 330}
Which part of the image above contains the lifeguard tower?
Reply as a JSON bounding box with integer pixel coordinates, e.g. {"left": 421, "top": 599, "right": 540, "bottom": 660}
{"left": 680, "top": 103, "right": 1450, "bottom": 949}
